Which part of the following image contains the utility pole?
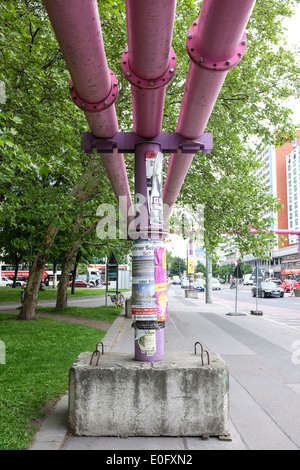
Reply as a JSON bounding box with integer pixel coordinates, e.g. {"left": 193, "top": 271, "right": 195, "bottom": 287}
{"left": 205, "top": 250, "right": 212, "bottom": 303}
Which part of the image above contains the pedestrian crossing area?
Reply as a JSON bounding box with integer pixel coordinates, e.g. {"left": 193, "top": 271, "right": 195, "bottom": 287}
{"left": 265, "top": 315, "right": 300, "bottom": 330}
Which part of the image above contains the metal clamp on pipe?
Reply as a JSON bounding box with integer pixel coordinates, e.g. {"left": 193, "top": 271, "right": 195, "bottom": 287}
{"left": 69, "top": 69, "right": 119, "bottom": 112}
{"left": 186, "top": 20, "right": 247, "bottom": 71}
{"left": 122, "top": 46, "right": 177, "bottom": 89}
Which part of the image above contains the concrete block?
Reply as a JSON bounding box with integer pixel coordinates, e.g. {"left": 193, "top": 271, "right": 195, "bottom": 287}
{"left": 184, "top": 289, "right": 198, "bottom": 299}
{"left": 68, "top": 351, "right": 229, "bottom": 438}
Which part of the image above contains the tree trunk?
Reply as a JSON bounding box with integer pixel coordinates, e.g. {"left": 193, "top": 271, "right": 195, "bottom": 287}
{"left": 71, "top": 250, "right": 81, "bottom": 295}
{"left": 12, "top": 254, "right": 21, "bottom": 288}
{"left": 55, "top": 215, "right": 99, "bottom": 307}
{"left": 18, "top": 224, "right": 59, "bottom": 320}
{"left": 56, "top": 243, "right": 81, "bottom": 309}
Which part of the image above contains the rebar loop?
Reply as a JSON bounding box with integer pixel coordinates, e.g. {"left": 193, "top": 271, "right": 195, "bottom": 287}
{"left": 194, "top": 341, "right": 210, "bottom": 366}
{"left": 90, "top": 341, "right": 104, "bottom": 366}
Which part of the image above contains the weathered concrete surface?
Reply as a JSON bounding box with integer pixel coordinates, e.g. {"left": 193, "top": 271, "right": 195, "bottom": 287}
{"left": 68, "top": 351, "right": 229, "bottom": 438}
{"left": 184, "top": 289, "right": 198, "bottom": 299}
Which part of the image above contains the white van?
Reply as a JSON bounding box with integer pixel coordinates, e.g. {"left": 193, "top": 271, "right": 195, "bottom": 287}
{"left": 243, "top": 274, "right": 253, "bottom": 286}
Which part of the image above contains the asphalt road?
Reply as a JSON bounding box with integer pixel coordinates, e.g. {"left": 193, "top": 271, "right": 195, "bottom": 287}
{"left": 192, "top": 283, "right": 300, "bottom": 330}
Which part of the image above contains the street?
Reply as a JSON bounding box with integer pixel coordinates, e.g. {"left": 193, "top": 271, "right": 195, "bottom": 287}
{"left": 163, "top": 284, "right": 300, "bottom": 449}
{"left": 169, "top": 283, "right": 300, "bottom": 329}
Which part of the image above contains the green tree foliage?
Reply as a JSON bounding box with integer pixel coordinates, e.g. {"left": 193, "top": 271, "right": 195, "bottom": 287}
{"left": 163, "top": 0, "right": 300, "bottom": 257}
{"left": 1, "top": 0, "right": 300, "bottom": 317}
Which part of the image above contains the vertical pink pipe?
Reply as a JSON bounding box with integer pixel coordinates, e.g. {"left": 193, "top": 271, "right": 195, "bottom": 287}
{"left": 124, "top": 0, "right": 176, "bottom": 138}
{"left": 43, "top": 0, "right": 132, "bottom": 213}
{"left": 163, "top": 0, "right": 256, "bottom": 216}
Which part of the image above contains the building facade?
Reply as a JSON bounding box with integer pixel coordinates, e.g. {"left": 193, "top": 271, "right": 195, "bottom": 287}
{"left": 224, "top": 137, "right": 300, "bottom": 281}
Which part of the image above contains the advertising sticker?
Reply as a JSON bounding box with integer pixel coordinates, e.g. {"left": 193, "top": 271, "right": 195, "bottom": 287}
{"left": 132, "top": 241, "right": 157, "bottom": 321}
{"left": 145, "top": 150, "right": 163, "bottom": 226}
{"left": 154, "top": 244, "right": 168, "bottom": 322}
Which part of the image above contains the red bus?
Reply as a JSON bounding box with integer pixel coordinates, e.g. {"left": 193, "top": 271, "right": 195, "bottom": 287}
{"left": 0, "top": 264, "right": 48, "bottom": 280}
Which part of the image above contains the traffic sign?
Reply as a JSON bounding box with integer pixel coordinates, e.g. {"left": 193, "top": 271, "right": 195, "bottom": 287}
{"left": 250, "top": 266, "right": 264, "bottom": 283}
{"left": 234, "top": 263, "right": 243, "bottom": 279}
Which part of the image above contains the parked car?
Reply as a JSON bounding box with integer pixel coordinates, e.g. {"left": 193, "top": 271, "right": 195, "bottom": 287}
{"left": 251, "top": 281, "right": 284, "bottom": 298}
{"left": 265, "top": 278, "right": 282, "bottom": 286}
{"left": 68, "top": 279, "right": 94, "bottom": 288}
{"left": 281, "top": 279, "right": 300, "bottom": 292}
{"left": 193, "top": 281, "right": 205, "bottom": 292}
{"left": 181, "top": 279, "right": 189, "bottom": 289}
{"left": 172, "top": 276, "right": 181, "bottom": 285}
{"left": 0, "top": 276, "right": 13, "bottom": 287}
{"left": 211, "top": 278, "right": 221, "bottom": 290}
{"left": 15, "top": 277, "right": 28, "bottom": 287}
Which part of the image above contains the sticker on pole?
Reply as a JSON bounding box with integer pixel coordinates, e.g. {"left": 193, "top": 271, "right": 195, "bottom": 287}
{"left": 132, "top": 241, "right": 157, "bottom": 321}
{"left": 154, "top": 245, "right": 168, "bottom": 321}
{"left": 137, "top": 330, "right": 156, "bottom": 357}
{"left": 145, "top": 150, "right": 163, "bottom": 226}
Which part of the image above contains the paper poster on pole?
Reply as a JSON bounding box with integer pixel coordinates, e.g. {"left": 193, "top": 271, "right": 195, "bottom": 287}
{"left": 145, "top": 150, "right": 163, "bottom": 226}
{"left": 137, "top": 330, "right": 156, "bottom": 356}
{"left": 188, "top": 259, "right": 195, "bottom": 274}
{"left": 154, "top": 245, "right": 168, "bottom": 322}
{"left": 132, "top": 241, "right": 157, "bottom": 321}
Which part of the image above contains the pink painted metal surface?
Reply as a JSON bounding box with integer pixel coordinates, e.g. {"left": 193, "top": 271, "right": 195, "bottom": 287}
{"left": 250, "top": 229, "right": 300, "bottom": 235}
{"left": 43, "top": 0, "right": 110, "bottom": 103}
{"left": 43, "top": 0, "right": 132, "bottom": 213}
{"left": 125, "top": 0, "right": 176, "bottom": 79}
{"left": 194, "top": 0, "right": 255, "bottom": 62}
{"left": 163, "top": 0, "right": 256, "bottom": 217}
{"left": 124, "top": 0, "right": 176, "bottom": 138}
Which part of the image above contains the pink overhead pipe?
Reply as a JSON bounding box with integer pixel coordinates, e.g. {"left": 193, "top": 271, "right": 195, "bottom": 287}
{"left": 122, "top": 0, "right": 177, "bottom": 138}
{"left": 163, "top": 0, "right": 256, "bottom": 218}
{"left": 43, "top": 0, "right": 132, "bottom": 213}
{"left": 250, "top": 229, "right": 300, "bottom": 236}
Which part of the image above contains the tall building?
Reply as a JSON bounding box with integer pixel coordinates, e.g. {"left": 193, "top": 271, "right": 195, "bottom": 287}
{"left": 286, "top": 141, "right": 300, "bottom": 243}
{"left": 230, "top": 136, "right": 300, "bottom": 280}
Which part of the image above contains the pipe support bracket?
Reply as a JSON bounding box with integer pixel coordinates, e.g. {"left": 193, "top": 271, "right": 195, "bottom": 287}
{"left": 186, "top": 20, "right": 247, "bottom": 71}
{"left": 122, "top": 47, "right": 177, "bottom": 89}
{"left": 69, "top": 69, "right": 118, "bottom": 112}
{"left": 81, "top": 131, "right": 213, "bottom": 155}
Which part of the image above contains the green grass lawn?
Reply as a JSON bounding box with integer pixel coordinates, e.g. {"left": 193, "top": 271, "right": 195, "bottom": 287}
{"left": 37, "top": 305, "right": 123, "bottom": 321}
{"left": 0, "top": 286, "right": 129, "bottom": 303}
{"left": 0, "top": 305, "right": 123, "bottom": 450}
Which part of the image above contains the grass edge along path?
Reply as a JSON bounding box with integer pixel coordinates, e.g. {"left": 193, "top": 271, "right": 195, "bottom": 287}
{"left": 0, "top": 305, "right": 123, "bottom": 450}
{"left": 0, "top": 286, "right": 130, "bottom": 303}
